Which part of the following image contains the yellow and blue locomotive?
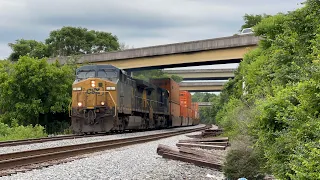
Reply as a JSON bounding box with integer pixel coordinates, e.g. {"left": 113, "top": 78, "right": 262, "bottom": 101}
{"left": 70, "top": 64, "right": 172, "bottom": 134}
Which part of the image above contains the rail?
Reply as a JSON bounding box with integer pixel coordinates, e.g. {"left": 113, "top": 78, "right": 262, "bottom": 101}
{"left": 0, "top": 135, "right": 100, "bottom": 148}
{"left": 0, "top": 125, "right": 209, "bottom": 175}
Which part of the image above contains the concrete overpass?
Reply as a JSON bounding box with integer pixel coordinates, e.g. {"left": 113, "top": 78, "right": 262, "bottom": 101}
{"left": 163, "top": 68, "right": 235, "bottom": 80}
{"left": 48, "top": 34, "right": 259, "bottom": 71}
{"left": 179, "top": 82, "right": 225, "bottom": 92}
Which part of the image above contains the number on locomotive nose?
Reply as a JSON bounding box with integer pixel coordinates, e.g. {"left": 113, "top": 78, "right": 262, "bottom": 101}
{"left": 86, "top": 88, "right": 101, "bottom": 94}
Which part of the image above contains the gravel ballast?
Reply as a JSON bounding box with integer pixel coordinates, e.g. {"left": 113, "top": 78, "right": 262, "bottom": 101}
{"left": 0, "top": 130, "right": 226, "bottom": 180}
{"left": 0, "top": 124, "right": 205, "bottom": 155}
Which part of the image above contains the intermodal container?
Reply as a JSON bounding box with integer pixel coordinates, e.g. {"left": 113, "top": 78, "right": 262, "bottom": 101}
{"left": 187, "top": 108, "right": 191, "bottom": 118}
{"left": 180, "top": 91, "right": 192, "bottom": 118}
{"left": 170, "top": 102, "right": 182, "bottom": 126}
{"left": 150, "top": 78, "right": 180, "bottom": 104}
{"left": 191, "top": 102, "right": 197, "bottom": 119}
{"left": 170, "top": 102, "right": 180, "bottom": 117}
{"left": 179, "top": 91, "right": 191, "bottom": 108}
{"left": 180, "top": 105, "right": 188, "bottom": 118}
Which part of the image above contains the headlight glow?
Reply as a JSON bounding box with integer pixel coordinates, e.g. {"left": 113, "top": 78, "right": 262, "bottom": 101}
{"left": 106, "top": 87, "right": 116, "bottom": 90}
{"left": 91, "top": 80, "right": 95, "bottom": 87}
{"left": 73, "top": 87, "right": 82, "bottom": 91}
{"left": 101, "top": 101, "right": 105, "bottom": 106}
{"left": 78, "top": 102, "right": 82, "bottom": 107}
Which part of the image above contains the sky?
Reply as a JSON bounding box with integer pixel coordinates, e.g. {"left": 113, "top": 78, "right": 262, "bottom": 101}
{"left": 0, "top": 0, "right": 303, "bottom": 70}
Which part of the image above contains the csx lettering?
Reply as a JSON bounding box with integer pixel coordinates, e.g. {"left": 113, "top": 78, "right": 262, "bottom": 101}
{"left": 86, "top": 88, "right": 100, "bottom": 94}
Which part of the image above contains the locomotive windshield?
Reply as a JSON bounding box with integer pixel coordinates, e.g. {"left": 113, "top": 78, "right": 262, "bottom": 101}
{"left": 97, "top": 69, "right": 118, "bottom": 78}
{"left": 74, "top": 65, "right": 120, "bottom": 83}
{"left": 77, "top": 70, "right": 96, "bottom": 79}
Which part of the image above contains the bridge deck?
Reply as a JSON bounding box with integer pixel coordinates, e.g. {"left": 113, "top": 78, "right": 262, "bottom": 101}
{"left": 48, "top": 34, "right": 259, "bottom": 64}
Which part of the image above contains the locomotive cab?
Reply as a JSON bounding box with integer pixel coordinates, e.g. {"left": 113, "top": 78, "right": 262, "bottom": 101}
{"left": 71, "top": 65, "right": 121, "bottom": 134}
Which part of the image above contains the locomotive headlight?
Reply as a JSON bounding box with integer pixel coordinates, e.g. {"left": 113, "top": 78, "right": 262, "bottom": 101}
{"left": 73, "top": 87, "right": 82, "bottom": 91}
{"left": 78, "top": 102, "right": 82, "bottom": 107}
{"left": 106, "top": 87, "right": 116, "bottom": 90}
{"left": 91, "top": 80, "right": 96, "bottom": 87}
{"left": 101, "top": 101, "right": 105, "bottom": 106}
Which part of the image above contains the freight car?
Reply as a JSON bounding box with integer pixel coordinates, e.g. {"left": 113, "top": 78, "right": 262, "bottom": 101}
{"left": 70, "top": 64, "right": 199, "bottom": 134}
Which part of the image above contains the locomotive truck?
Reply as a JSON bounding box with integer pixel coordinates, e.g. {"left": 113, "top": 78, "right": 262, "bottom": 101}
{"left": 70, "top": 64, "right": 199, "bottom": 134}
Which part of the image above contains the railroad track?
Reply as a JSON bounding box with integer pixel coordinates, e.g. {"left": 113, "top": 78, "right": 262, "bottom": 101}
{"left": 0, "top": 125, "right": 209, "bottom": 175}
{"left": 0, "top": 134, "right": 101, "bottom": 148}
{"left": 0, "top": 127, "right": 193, "bottom": 148}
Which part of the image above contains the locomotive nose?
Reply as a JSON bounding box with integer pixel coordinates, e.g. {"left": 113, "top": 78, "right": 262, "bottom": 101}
{"left": 72, "top": 78, "right": 117, "bottom": 110}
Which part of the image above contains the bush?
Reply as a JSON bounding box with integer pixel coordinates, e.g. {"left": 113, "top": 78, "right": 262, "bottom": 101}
{"left": 249, "top": 80, "right": 320, "bottom": 179}
{"left": 223, "top": 135, "right": 265, "bottom": 180}
{"left": 45, "top": 120, "right": 71, "bottom": 135}
{"left": 0, "top": 122, "right": 47, "bottom": 141}
{"left": 0, "top": 56, "right": 74, "bottom": 136}
{"left": 215, "top": 98, "right": 258, "bottom": 139}
{"left": 288, "top": 141, "right": 320, "bottom": 179}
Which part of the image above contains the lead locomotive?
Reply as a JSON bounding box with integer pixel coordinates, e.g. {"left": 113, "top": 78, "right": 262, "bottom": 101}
{"left": 70, "top": 64, "right": 198, "bottom": 134}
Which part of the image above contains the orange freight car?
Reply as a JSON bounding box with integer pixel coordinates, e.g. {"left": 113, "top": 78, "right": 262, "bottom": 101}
{"left": 187, "top": 108, "right": 193, "bottom": 125}
{"left": 180, "top": 91, "right": 191, "bottom": 126}
{"left": 192, "top": 102, "right": 200, "bottom": 125}
{"left": 150, "top": 78, "right": 181, "bottom": 127}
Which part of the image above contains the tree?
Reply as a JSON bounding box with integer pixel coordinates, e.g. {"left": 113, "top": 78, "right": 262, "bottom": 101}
{"left": 8, "top": 39, "right": 50, "bottom": 61}
{"left": 217, "top": 1, "right": 320, "bottom": 178}
{"left": 0, "top": 56, "right": 74, "bottom": 128}
{"left": 45, "top": 26, "right": 121, "bottom": 57}
{"left": 8, "top": 26, "right": 121, "bottom": 61}
{"left": 240, "top": 13, "right": 270, "bottom": 31}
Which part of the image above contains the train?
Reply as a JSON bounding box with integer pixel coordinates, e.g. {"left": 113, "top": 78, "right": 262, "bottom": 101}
{"left": 69, "top": 64, "right": 200, "bottom": 134}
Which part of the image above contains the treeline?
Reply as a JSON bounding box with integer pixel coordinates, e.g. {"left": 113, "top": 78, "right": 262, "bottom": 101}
{"left": 8, "top": 26, "right": 121, "bottom": 61}
{"left": 190, "top": 92, "right": 220, "bottom": 124}
{"left": 0, "top": 57, "right": 76, "bottom": 138}
{"left": 0, "top": 26, "right": 122, "bottom": 138}
{"left": 209, "top": 0, "right": 320, "bottom": 179}
{"left": 0, "top": 26, "right": 183, "bottom": 140}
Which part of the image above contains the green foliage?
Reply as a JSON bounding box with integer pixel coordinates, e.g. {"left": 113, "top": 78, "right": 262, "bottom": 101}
{"left": 8, "top": 39, "right": 50, "bottom": 61}
{"left": 216, "top": 98, "right": 258, "bottom": 138}
{"left": 191, "top": 92, "right": 217, "bottom": 102}
{"left": 170, "top": 75, "right": 183, "bottom": 83}
{"left": 46, "top": 26, "right": 120, "bottom": 56}
{"left": 0, "top": 56, "right": 74, "bottom": 128}
{"left": 289, "top": 141, "right": 320, "bottom": 179}
{"left": 214, "top": 1, "right": 320, "bottom": 179}
{"left": 3, "top": 26, "right": 123, "bottom": 137}
{"left": 191, "top": 92, "right": 221, "bottom": 124}
{"left": 8, "top": 26, "right": 121, "bottom": 61}
{"left": 250, "top": 79, "right": 320, "bottom": 179}
{"left": 240, "top": 13, "right": 270, "bottom": 31}
{"left": 223, "top": 135, "right": 264, "bottom": 180}
{"left": 0, "top": 122, "right": 47, "bottom": 141}
{"left": 133, "top": 69, "right": 183, "bottom": 83}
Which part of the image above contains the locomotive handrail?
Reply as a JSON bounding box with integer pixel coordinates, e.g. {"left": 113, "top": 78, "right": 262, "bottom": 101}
{"left": 133, "top": 95, "right": 164, "bottom": 105}
{"left": 105, "top": 91, "right": 117, "bottom": 117}
{"left": 95, "top": 90, "right": 117, "bottom": 117}
{"left": 68, "top": 100, "right": 72, "bottom": 117}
